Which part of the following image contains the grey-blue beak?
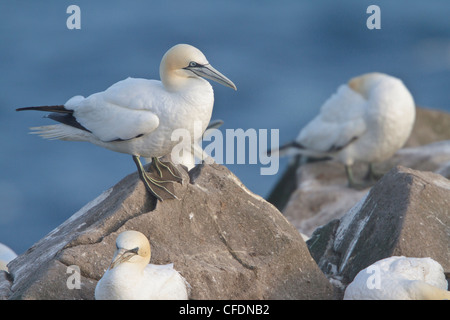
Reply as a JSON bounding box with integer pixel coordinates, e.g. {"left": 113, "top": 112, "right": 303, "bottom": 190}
{"left": 185, "top": 63, "right": 237, "bottom": 90}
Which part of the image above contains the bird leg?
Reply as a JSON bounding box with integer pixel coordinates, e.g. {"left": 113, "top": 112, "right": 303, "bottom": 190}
{"left": 132, "top": 155, "right": 179, "bottom": 201}
{"left": 345, "top": 164, "right": 376, "bottom": 190}
{"left": 345, "top": 165, "right": 366, "bottom": 190}
{"left": 152, "top": 157, "right": 183, "bottom": 182}
{"left": 345, "top": 165, "right": 357, "bottom": 188}
{"left": 365, "top": 163, "right": 384, "bottom": 182}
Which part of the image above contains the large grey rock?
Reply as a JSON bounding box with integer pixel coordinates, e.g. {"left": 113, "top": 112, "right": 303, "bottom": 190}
{"left": 307, "top": 166, "right": 450, "bottom": 290}
{"left": 282, "top": 141, "right": 450, "bottom": 237}
{"left": 0, "top": 163, "right": 335, "bottom": 300}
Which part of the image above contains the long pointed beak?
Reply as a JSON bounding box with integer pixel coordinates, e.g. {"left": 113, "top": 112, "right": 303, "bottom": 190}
{"left": 109, "top": 247, "right": 138, "bottom": 269}
{"left": 187, "top": 64, "right": 237, "bottom": 90}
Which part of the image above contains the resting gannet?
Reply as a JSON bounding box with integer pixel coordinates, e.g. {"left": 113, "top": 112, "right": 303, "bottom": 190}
{"left": 17, "top": 44, "right": 236, "bottom": 200}
{"left": 344, "top": 256, "right": 450, "bottom": 300}
{"left": 275, "top": 73, "right": 415, "bottom": 188}
{"left": 95, "top": 230, "right": 189, "bottom": 300}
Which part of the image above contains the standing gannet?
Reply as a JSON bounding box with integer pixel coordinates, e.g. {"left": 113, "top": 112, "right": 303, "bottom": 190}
{"left": 344, "top": 256, "right": 450, "bottom": 300}
{"left": 95, "top": 230, "right": 190, "bottom": 300}
{"left": 16, "top": 44, "right": 236, "bottom": 200}
{"left": 275, "top": 72, "right": 415, "bottom": 188}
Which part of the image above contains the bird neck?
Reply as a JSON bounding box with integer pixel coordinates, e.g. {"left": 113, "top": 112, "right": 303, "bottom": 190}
{"left": 162, "top": 74, "right": 209, "bottom": 93}
{"left": 113, "top": 259, "right": 149, "bottom": 274}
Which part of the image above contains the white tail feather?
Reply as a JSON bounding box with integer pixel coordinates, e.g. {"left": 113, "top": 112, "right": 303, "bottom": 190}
{"left": 30, "top": 125, "right": 91, "bottom": 141}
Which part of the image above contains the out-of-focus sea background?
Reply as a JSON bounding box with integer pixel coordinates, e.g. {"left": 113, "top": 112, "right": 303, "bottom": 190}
{"left": 0, "top": 0, "right": 449, "bottom": 255}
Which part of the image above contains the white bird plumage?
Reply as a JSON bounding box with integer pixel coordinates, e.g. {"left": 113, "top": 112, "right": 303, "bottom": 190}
{"left": 17, "top": 44, "right": 236, "bottom": 200}
{"left": 161, "top": 119, "right": 224, "bottom": 171}
{"left": 275, "top": 72, "right": 416, "bottom": 188}
{"left": 344, "top": 256, "right": 450, "bottom": 300}
{"left": 95, "top": 230, "right": 190, "bottom": 300}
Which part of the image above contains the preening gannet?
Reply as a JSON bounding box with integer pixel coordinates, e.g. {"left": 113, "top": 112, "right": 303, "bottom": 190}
{"left": 95, "top": 230, "right": 189, "bottom": 300}
{"left": 16, "top": 44, "right": 236, "bottom": 200}
{"left": 344, "top": 256, "right": 450, "bottom": 300}
{"left": 275, "top": 72, "right": 415, "bottom": 188}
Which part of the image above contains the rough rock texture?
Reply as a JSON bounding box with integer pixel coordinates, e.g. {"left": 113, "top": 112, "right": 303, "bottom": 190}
{"left": 282, "top": 141, "right": 450, "bottom": 237}
{"left": 0, "top": 163, "right": 335, "bottom": 300}
{"left": 265, "top": 106, "right": 450, "bottom": 298}
{"left": 274, "top": 105, "right": 450, "bottom": 237}
{"left": 405, "top": 106, "right": 450, "bottom": 147}
{"left": 307, "top": 166, "right": 450, "bottom": 290}
{"left": 282, "top": 161, "right": 369, "bottom": 237}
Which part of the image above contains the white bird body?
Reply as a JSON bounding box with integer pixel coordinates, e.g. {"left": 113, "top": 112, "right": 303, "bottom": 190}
{"left": 344, "top": 256, "right": 450, "bottom": 300}
{"left": 95, "top": 230, "right": 189, "bottom": 300}
{"left": 295, "top": 73, "right": 415, "bottom": 166}
{"left": 49, "top": 76, "right": 213, "bottom": 159}
{"left": 279, "top": 73, "right": 415, "bottom": 187}
{"left": 17, "top": 44, "right": 236, "bottom": 200}
{"left": 95, "top": 262, "right": 189, "bottom": 300}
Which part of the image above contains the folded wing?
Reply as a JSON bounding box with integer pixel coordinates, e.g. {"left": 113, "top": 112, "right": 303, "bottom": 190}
{"left": 66, "top": 78, "right": 162, "bottom": 142}
{"left": 296, "top": 84, "right": 368, "bottom": 154}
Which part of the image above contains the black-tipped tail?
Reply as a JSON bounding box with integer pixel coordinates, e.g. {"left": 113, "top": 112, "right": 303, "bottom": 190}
{"left": 16, "top": 105, "right": 71, "bottom": 113}
{"left": 16, "top": 105, "right": 91, "bottom": 133}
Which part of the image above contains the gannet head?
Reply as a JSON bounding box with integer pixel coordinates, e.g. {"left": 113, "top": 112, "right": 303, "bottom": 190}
{"left": 160, "top": 44, "right": 237, "bottom": 91}
{"left": 348, "top": 72, "right": 388, "bottom": 98}
{"left": 109, "top": 231, "right": 151, "bottom": 269}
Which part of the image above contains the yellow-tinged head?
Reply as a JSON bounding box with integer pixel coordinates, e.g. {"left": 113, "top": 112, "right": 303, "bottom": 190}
{"left": 109, "top": 230, "right": 151, "bottom": 269}
{"left": 348, "top": 72, "right": 388, "bottom": 98}
{"left": 160, "top": 44, "right": 236, "bottom": 91}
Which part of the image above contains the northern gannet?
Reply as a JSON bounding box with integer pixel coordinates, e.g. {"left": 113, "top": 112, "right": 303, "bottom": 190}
{"left": 16, "top": 44, "right": 236, "bottom": 200}
{"left": 274, "top": 72, "right": 415, "bottom": 188}
{"left": 95, "top": 230, "right": 189, "bottom": 300}
{"left": 344, "top": 256, "right": 450, "bottom": 300}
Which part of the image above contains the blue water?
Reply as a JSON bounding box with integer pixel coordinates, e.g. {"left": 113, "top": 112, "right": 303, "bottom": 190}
{"left": 1, "top": 0, "right": 449, "bottom": 254}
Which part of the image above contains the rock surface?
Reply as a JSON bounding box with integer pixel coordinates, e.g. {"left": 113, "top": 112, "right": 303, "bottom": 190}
{"left": 0, "top": 163, "right": 335, "bottom": 300}
{"left": 307, "top": 166, "right": 450, "bottom": 290}
{"left": 282, "top": 140, "right": 450, "bottom": 237}
{"left": 265, "top": 106, "right": 450, "bottom": 297}
{"left": 405, "top": 106, "right": 450, "bottom": 147}
{"left": 272, "top": 106, "right": 450, "bottom": 237}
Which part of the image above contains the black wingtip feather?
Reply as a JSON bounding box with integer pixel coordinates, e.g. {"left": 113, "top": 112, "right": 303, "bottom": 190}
{"left": 16, "top": 105, "right": 91, "bottom": 133}
{"left": 16, "top": 105, "right": 71, "bottom": 113}
{"left": 47, "top": 113, "right": 91, "bottom": 133}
